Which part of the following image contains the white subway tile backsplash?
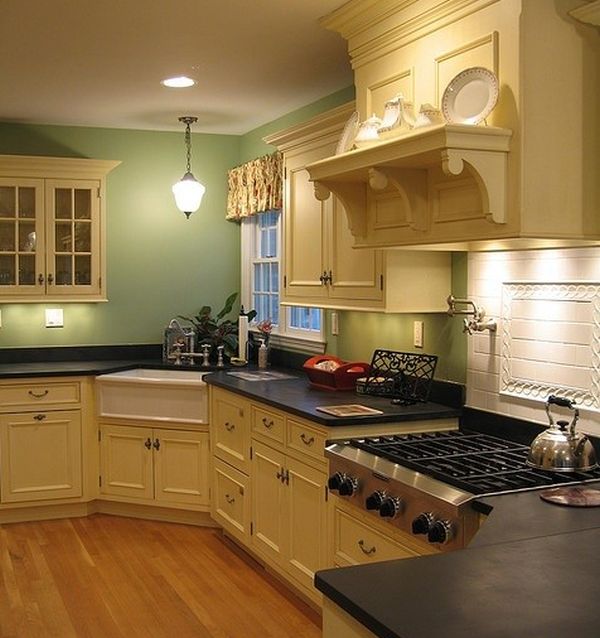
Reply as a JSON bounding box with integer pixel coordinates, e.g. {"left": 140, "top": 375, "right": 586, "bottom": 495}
{"left": 467, "top": 248, "right": 600, "bottom": 428}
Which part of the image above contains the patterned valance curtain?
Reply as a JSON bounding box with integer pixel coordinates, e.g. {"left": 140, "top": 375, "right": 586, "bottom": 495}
{"left": 226, "top": 152, "right": 283, "bottom": 221}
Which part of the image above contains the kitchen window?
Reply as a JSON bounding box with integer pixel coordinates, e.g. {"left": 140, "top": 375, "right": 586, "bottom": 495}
{"left": 241, "top": 210, "right": 325, "bottom": 353}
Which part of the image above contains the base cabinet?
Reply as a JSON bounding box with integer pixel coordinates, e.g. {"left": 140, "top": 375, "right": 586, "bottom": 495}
{"left": 99, "top": 423, "right": 209, "bottom": 509}
{"left": 212, "top": 457, "right": 251, "bottom": 544}
{"left": 322, "top": 599, "right": 378, "bottom": 638}
{"left": 0, "top": 409, "right": 82, "bottom": 503}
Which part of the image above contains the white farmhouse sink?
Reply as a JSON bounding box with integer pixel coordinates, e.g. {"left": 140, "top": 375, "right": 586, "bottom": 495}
{"left": 96, "top": 368, "right": 207, "bottom": 424}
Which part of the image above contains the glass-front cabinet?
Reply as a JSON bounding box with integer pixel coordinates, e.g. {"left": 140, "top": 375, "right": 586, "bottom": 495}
{"left": 0, "top": 156, "right": 119, "bottom": 302}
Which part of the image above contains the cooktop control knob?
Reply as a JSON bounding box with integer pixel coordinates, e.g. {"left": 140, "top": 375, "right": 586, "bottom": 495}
{"left": 338, "top": 476, "right": 359, "bottom": 497}
{"left": 427, "top": 519, "right": 454, "bottom": 545}
{"left": 411, "top": 512, "right": 436, "bottom": 535}
{"left": 327, "top": 472, "right": 345, "bottom": 491}
{"left": 365, "top": 490, "right": 387, "bottom": 511}
{"left": 379, "top": 496, "right": 402, "bottom": 518}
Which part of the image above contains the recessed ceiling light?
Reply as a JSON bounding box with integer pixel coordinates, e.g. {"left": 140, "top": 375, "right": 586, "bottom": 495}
{"left": 161, "top": 76, "right": 196, "bottom": 88}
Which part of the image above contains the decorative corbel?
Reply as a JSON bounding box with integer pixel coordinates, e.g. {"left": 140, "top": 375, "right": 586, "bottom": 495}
{"left": 441, "top": 149, "right": 507, "bottom": 224}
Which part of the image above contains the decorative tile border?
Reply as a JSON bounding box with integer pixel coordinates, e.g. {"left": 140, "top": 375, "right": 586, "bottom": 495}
{"left": 500, "top": 283, "right": 600, "bottom": 410}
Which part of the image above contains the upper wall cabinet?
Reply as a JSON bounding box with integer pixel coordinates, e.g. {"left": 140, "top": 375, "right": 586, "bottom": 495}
{"left": 310, "top": 0, "right": 600, "bottom": 250}
{"left": 265, "top": 104, "right": 451, "bottom": 313}
{"left": 0, "top": 155, "right": 120, "bottom": 302}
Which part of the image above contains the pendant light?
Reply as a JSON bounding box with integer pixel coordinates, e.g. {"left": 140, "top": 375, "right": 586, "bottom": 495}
{"left": 172, "top": 116, "right": 205, "bottom": 219}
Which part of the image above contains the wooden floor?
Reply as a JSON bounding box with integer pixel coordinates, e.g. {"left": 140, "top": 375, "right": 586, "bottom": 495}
{"left": 0, "top": 514, "right": 322, "bottom": 638}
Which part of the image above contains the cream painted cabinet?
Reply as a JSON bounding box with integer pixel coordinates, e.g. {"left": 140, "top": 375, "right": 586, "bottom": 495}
{"left": 0, "top": 155, "right": 119, "bottom": 301}
{"left": 311, "top": 0, "right": 600, "bottom": 250}
{"left": 251, "top": 439, "right": 329, "bottom": 597}
{"left": 0, "top": 377, "right": 89, "bottom": 506}
{"left": 265, "top": 104, "right": 386, "bottom": 312}
{"left": 266, "top": 105, "right": 451, "bottom": 312}
{"left": 210, "top": 387, "right": 252, "bottom": 543}
{"left": 99, "top": 423, "right": 209, "bottom": 508}
{"left": 0, "top": 409, "right": 82, "bottom": 503}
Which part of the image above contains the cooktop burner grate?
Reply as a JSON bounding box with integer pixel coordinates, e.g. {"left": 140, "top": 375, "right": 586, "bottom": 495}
{"left": 348, "top": 430, "right": 600, "bottom": 495}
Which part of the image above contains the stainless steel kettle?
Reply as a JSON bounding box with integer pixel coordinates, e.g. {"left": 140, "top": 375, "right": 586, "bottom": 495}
{"left": 527, "top": 395, "right": 598, "bottom": 472}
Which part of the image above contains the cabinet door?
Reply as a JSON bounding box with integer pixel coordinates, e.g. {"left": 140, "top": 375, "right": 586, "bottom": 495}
{"left": 251, "top": 440, "right": 287, "bottom": 564}
{"left": 282, "top": 147, "right": 329, "bottom": 302}
{"left": 0, "top": 178, "right": 45, "bottom": 298}
{"left": 284, "top": 456, "right": 328, "bottom": 592}
{"left": 211, "top": 389, "right": 251, "bottom": 474}
{"left": 153, "top": 428, "right": 209, "bottom": 507}
{"left": 327, "top": 196, "right": 384, "bottom": 305}
{"left": 100, "top": 424, "right": 153, "bottom": 500}
{"left": 45, "top": 179, "right": 101, "bottom": 297}
{"left": 0, "top": 409, "right": 82, "bottom": 503}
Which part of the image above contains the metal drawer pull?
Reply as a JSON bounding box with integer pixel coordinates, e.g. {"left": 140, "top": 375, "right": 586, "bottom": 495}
{"left": 144, "top": 438, "right": 152, "bottom": 449}
{"left": 28, "top": 389, "right": 49, "bottom": 399}
{"left": 300, "top": 433, "right": 315, "bottom": 446}
{"left": 262, "top": 417, "right": 274, "bottom": 429}
{"left": 276, "top": 469, "right": 285, "bottom": 482}
{"left": 358, "top": 539, "right": 376, "bottom": 555}
{"left": 153, "top": 438, "right": 160, "bottom": 451}
{"left": 33, "top": 414, "right": 46, "bottom": 421}
{"left": 225, "top": 494, "right": 235, "bottom": 504}
{"left": 224, "top": 421, "right": 235, "bottom": 432}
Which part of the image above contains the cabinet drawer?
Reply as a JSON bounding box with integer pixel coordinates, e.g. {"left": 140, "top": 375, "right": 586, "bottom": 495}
{"left": 211, "top": 389, "right": 250, "bottom": 474}
{"left": 251, "top": 405, "right": 285, "bottom": 445}
{"left": 287, "top": 418, "right": 326, "bottom": 463}
{"left": 333, "top": 506, "right": 419, "bottom": 566}
{"left": 212, "top": 458, "right": 251, "bottom": 544}
{"left": 0, "top": 381, "right": 80, "bottom": 411}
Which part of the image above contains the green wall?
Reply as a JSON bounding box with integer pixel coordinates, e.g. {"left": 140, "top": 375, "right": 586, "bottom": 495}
{"left": 0, "top": 86, "right": 467, "bottom": 383}
{"left": 0, "top": 124, "right": 240, "bottom": 347}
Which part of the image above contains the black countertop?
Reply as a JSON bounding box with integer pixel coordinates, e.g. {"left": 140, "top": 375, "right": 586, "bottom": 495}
{"left": 316, "top": 486, "right": 600, "bottom": 638}
{"left": 204, "top": 369, "right": 461, "bottom": 427}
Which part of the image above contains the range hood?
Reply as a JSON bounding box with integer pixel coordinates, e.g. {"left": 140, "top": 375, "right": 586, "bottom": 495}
{"left": 308, "top": 0, "right": 600, "bottom": 251}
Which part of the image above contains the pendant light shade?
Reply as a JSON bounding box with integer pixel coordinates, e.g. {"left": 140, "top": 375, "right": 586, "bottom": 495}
{"left": 173, "top": 116, "right": 205, "bottom": 218}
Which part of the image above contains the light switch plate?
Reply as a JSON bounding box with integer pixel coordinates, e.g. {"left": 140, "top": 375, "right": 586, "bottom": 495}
{"left": 331, "top": 312, "right": 339, "bottom": 336}
{"left": 413, "top": 320, "right": 424, "bottom": 348}
{"left": 45, "top": 308, "right": 64, "bottom": 328}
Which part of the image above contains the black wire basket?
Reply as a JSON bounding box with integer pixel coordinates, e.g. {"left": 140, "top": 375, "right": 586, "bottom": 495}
{"left": 356, "top": 350, "right": 438, "bottom": 405}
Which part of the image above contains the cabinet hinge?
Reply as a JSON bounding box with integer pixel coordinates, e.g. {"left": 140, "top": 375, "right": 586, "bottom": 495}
{"left": 250, "top": 446, "right": 253, "bottom": 460}
{"left": 283, "top": 275, "right": 287, "bottom": 288}
{"left": 325, "top": 486, "right": 329, "bottom": 502}
{"left": 284, "top": 167, "right": 287, "bottom": 180}
{"left": 380, "top": 274, "right": 384, "bottom": 291}
{"left": 99, "top": 276, "right": 102, "bottom": 288}
{"left": 97, "top": 187, "right": 101, "bottom": 199}
{"left": 98, "top": 430, "right": 101, "bottom": 442}
{"left": 99, "top": 475, "right": 102, "bottom": 488}
{"left": 250, "top": 522, "right": 254, "bottom": 536}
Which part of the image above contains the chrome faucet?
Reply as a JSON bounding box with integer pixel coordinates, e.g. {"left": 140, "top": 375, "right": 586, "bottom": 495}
{"left": 446, "top": 295, "right": 497, "bottom": 335}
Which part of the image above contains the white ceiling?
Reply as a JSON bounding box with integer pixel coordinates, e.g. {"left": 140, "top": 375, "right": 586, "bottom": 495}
{"left": 0, "top": 0, "right": 352, "bottom": 135}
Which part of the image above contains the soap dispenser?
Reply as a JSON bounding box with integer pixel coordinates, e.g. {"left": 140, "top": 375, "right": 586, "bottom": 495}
{"left": 258, "top": 339, "right": 268, "bottom": 369}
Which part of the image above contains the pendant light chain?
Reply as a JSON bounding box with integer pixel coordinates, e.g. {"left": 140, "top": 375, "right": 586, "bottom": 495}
{"left": 179, "top": 115, "right": 197, "bottom": 174}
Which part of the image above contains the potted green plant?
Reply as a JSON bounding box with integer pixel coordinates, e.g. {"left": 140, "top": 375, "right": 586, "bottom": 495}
{"left": 180, "top": 292, "right": 256, "bottom": 360}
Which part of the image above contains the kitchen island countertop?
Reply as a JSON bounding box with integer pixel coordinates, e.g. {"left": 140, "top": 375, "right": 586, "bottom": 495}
{"left": 316, "top": 484, "right": 600, "bottom": 638}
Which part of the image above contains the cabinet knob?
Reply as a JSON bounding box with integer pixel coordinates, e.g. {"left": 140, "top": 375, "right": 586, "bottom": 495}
{"left": 153, "top": 438, "right": 160, "bottom": 451}
{"left": 225, "top": 493, "right": 235, "bottom": 504}
{"left": 33, "top": 414, "right": 46, "bottom": 421}
{"left": 144, "top": 438, "right": 152, "bottom": 450}
{"left": 224, "top": 421, "right": 235, "bottom": 432}
{"left": 262, "top": 417, "right": 274, "bottom": 429}
{"left": 37, "top": 273, "right": 44, "bottom": 285}
{"left": 48, "top": 273, "right": 54, "bottom": 285}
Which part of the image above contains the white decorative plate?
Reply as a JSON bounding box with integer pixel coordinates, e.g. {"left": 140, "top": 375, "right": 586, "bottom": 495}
{"left": 441, "top": 67, "right": 499, "bottom": 125}
{"left": 336, "top": 110, "right": 359, "bottom": 154}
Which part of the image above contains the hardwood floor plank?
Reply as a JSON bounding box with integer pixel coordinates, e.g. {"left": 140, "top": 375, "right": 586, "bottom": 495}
{"left": 0, "top": 515, "right": 321, "bottom": 638}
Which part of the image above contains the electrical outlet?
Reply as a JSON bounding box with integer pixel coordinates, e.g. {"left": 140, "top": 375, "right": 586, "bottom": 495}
{"left": 331, "top": 312, "right": 339, "bottom": 336}
{"left": 413, "top": 320, "right": 424, "bottom": 348}
{"left": 45, "top": 308, "right": 64, "bottom": 328}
